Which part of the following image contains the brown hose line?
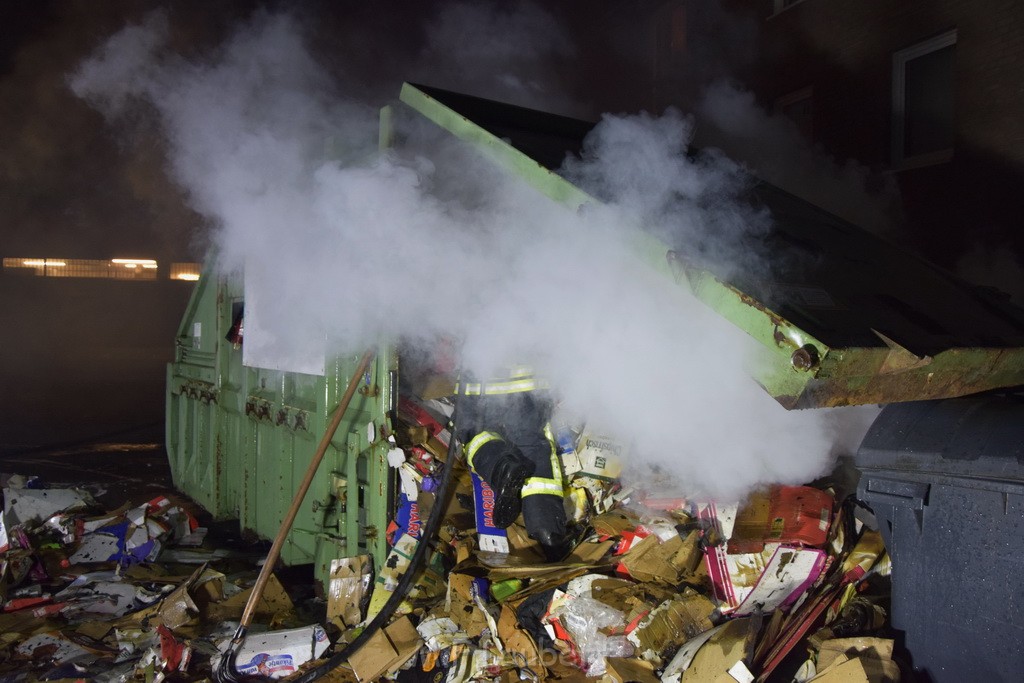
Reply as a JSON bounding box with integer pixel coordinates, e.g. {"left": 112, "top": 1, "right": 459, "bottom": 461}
{"left": 238, "top": 348, "right": 376, "bottom": 629}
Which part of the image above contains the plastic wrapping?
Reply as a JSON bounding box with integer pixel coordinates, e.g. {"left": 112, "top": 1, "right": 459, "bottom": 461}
{"left": 550, "top": 595, "right": 633, "bottom": 677}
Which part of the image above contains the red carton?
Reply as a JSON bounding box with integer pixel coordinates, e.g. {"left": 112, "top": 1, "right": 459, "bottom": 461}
{"left": 729, "top": 485, "right": 833, "bottom": 554}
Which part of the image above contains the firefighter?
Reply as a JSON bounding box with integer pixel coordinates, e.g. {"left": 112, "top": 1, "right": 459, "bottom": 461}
{"left": 456, "top": 366, "right": 574, "bottom": 561}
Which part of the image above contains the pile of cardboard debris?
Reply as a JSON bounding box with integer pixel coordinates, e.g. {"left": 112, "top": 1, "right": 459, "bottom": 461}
{"left": 0, "top": 477, "right": 323, "bottom": 682}
{"left": 350, "top": 393, "right": 899, "bottom": 683}
{"left": 0, "top": 394, "right": 899, "bottom": 682}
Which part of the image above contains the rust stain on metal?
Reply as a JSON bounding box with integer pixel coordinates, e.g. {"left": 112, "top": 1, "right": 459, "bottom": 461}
{"left": 738, "top": 292, "right": 799, "bottom": 349}
{"left": 181, "top": 380, "right": 218, "bottom": 404}
{"left": 794, "top": 363, "right": 1023, "bottom": 409}
{"left": 358, "top": 384, "right": 380, "bottom": 398}
{"left": 214, "top": 433, "right": 224, "bottom": 509}
{"left": 773, "top": 326, "right": 786, "bottom": 347}
{"left": 791, "top": 345, "right": 820, "bottom": 372}
{"left": 245, "top": 399, "right": 271, "bottom": 421}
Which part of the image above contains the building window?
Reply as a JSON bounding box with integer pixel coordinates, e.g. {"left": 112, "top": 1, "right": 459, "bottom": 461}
{"left": 169, "top": 262, "right": 202, "bottom": 281}
{"left": 892, "top": 29, "right": 956, "bottom": 168}
{"left": 2, "top": 257, "right": 201, "bottom": 281}
{"left": 775, "top": 86, "right": 814, "bottom": 142}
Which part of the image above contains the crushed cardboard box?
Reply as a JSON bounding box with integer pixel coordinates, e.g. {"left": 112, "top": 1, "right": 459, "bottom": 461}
{"left": 0, "top": 391, "right": 900, "bottom": 683}
{"left": 326, "top": 554, "right": 373, "bottom": 629}
{"left": 347, "top": 615, "right": 423, "bottom": 681}
{"left": 0, "top": 476, "right": 318, "bottom": 681}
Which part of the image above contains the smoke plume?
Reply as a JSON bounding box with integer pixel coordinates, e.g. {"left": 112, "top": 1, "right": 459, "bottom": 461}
{"left": 956, "top": 243, "right": 1024, "bottom": 306}
{"left": 71, "top": 9, "right": 872, "bottom": 501}
{"left": 695, "top": 81, "right": 901, "bottom": 236}
{"left": 416, "top": 1, "right": 579, "bottom": 115}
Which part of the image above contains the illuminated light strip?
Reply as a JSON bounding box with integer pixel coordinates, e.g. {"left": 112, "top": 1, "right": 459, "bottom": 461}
{"left": 21, "top": 259, "right": 67, "bottom": 267}
{"left": 111, "top": 258, "right": 157, "bottom": 265}
{"left": 176, "top": 273, "right": 200, "bottom": 281}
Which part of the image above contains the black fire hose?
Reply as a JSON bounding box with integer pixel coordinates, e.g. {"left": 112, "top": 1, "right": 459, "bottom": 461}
{"left": 288, "top": 380, "right": 465, "bottom": 683}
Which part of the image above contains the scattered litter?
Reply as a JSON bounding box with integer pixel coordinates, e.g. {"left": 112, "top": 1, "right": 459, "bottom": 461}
{"left": 16, "top": 631, "right": 96, "bottom": 663}
{"left": 3, "top": 487, "right": 94, "bottom": 528}
{"left": 310, "top": 390, "right": 900, "bottom": 682}
{"left": 0, "top": 390, "right": 899, "bottom": 682}
{"left": 0, "top": 477, "right": 321, "bottom": 680}
{"left": 215, "top": 624, "right": 329, "bottom": 679}
{"left": 347, "top": 616, "right": 422, "bottom": 682}
{"left": 326, "top": 555, "right": 373, "bottom": 629}
{"left": 707, "top": 544, "right": 828, "bottom": 616}
{"left": 549, "top": 595, "right": 633, "bottom": 676}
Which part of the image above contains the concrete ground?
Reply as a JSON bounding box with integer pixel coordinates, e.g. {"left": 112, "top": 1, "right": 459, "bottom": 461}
{"left": 0, "top": 430, "right": 174, "bottom": 509}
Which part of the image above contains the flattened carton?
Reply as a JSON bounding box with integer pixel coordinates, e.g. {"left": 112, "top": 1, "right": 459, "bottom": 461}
{"left": 729, "top": 486, "right": 833, "bottom": 554}
{"left": 229, "top": 624, "right": 330, "bottom": 679}
{"left": 576, "top": 435, "right": 625, "bottom": 481}
{"left": 348, "top": 615, "right": 423, "bottom": 682}
{"left": 705, "top": 543, "right": 827, "bottom": 616}
{"left": 472, "top": 473, "right": 509, "bottom": 553}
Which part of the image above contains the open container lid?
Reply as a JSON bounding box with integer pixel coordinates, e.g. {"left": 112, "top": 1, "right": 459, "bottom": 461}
{"left": 394, "top": 82, "right": 1024, "bottom": 409}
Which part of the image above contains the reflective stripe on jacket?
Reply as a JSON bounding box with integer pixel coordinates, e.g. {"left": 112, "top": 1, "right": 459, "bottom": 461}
{"left": 456, "top": 365, "right": 548, "bottom": 396}
{"left": 522, "top": 425, "right": 563, "bottom": 498}
{"left": 465, "top": 430, "right": 503, "bottom": 470}
{"left": 464, "top": 426, "right": 564, "bottom": 499}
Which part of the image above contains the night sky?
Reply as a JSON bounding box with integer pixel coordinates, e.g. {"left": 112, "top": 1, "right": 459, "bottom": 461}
{"left": 0, "top": 1, "right": 656, "bottom": 263}
{"left": 2, "top": 1, "right": 1021, "bottom": 447}
{"left": 0, "top": 1, "right": 660, "bottom": 446}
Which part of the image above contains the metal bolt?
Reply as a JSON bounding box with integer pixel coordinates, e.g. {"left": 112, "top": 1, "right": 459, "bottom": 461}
{"left": 791, "top": 344, "right": 821, "bottom": 371}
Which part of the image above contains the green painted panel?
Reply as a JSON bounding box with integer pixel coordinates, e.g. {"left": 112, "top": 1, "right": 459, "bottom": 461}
{"left": 396, "top": 82, "right": 1024, "bottom": 408}
{"left": 399, "top": 83, "right": 592, "bottom": 208}
{"left": 168, "top": 81, "right": 1024, "bottom": 599}
{"left": 167, "top": 267, "right": 395, "bottom": 592}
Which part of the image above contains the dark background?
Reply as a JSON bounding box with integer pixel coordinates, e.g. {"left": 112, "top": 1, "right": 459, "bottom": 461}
{"left": 2, "top": 0, "right": 1022, "bottom": 447}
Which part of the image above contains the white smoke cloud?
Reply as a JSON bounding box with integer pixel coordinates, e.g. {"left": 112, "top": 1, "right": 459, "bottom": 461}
{"left": 70, "top": 10, "right": 872, "bottom": 501}
{"left": 561, "top": 109, "right": 773, "bottom": 280}
{"left": 416, "top": 0, "right": 579, "bottom": 114}
{"left": 695, "top": 80, "right": 901, "bottom": 237}
{"left": 955, "top": 243, "right": 1024, "bottom": 306}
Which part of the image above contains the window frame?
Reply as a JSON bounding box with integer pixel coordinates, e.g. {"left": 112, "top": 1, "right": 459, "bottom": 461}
{"left": 770, "top": 0, "right": 809, "bottom": 17}
{"left": 775, "top": 85, "right": 814, "bottom": 141}
{"left": 891, "top": 29, "right": 958, "bottom": 170}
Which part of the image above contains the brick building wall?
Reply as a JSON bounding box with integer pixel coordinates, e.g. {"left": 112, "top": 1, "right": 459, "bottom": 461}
{"left": 732, "top": 0, "right": 1024, "bottom": 271}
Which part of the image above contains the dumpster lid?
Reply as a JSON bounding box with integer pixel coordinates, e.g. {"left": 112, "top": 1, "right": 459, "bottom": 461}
{"left": 856, "top": 394, "right": 1024, "bottom": 482}
{"left": 398, "top": 82, "right": 1024, "bottom": 409}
